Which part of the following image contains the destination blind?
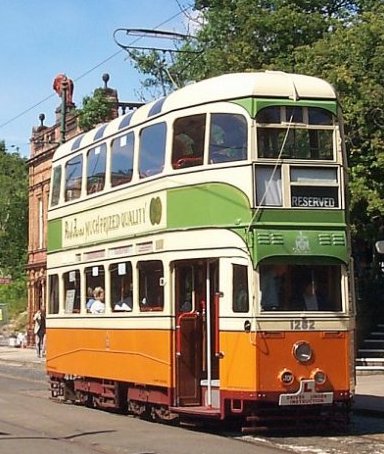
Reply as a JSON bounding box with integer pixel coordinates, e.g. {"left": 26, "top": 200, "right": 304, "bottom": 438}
{"left": 291, "top": 186, "right": 338, "bottom": 208}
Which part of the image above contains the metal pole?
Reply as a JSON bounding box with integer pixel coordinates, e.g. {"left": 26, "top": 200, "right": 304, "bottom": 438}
{"left": 206, "top": 262, "right": 212, "bottom": 407}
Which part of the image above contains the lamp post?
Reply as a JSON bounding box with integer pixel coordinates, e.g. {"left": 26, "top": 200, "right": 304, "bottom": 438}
{"left": 60, "top": 76, "right": 68, "bottom": 144}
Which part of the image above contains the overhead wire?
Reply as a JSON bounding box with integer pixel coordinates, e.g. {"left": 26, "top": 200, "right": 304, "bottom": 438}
{"left": 0, "top": 4, "right": 192, "bottom": 132}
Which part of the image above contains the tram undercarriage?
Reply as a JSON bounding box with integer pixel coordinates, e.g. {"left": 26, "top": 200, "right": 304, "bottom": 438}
{"left": 49, "top": 373, "right": 351, "bottom": 433}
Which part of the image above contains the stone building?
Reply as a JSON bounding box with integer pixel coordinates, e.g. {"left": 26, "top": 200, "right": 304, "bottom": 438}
{"left": 26, "top": 75, "right": 78, "bottom": 344}
{"left": 26, "top": 74, "right": 127, "bottom": 344}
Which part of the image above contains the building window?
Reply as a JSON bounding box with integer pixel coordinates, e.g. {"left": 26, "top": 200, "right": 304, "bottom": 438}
{"left": 38, "top": 198, "right": 43, "bottom": 249}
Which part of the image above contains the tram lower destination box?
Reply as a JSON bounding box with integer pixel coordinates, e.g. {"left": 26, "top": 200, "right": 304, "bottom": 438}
{"left": 279, "top": 380, "right": 334, "bottom": 406}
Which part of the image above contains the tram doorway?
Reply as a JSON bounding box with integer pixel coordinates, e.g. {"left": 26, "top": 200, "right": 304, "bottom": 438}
{"left": 174, "top": 259, "right": 219, "bottom": 407}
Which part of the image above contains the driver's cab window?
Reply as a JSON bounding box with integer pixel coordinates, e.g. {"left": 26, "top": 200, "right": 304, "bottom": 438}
{"left": 259, "top": 263, "right": 342, "bottom": 312}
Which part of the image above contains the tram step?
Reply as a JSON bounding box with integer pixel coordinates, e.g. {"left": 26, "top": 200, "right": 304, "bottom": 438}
{"left": 356, "top": 357, "right": 384, "bottom": 366}
{"left": 356, "top": 356, "right": 384, "bottom": 374}
{"left": 356, "top": 365, "right": 384, "bottom": 375}
{"left": 169, "top": 405, "right": 220, "bottom": 418}
{"left": 363, "top": 340, "right": 384, "bottom": 347}
{"left": 358, "top": 349, "right": 384, "bottom": 357}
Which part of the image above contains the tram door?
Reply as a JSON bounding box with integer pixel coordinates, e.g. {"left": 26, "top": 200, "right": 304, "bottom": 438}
{"left": 174, "top": 260, "right": 219, "bottom": 407}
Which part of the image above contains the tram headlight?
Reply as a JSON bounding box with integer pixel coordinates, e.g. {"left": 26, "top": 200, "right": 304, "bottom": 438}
{"left": 293, "top": 341, "right": 312, "bottom": 363}
{"left": 312, "top": 369, "right": 327, "bottom": 385}
{"left": 279, "top": 369, "right": 294, "bottom": 386}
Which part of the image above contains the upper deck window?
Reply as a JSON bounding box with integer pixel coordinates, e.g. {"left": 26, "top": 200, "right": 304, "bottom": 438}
{"left": 111, "top": 133, "right": 134, "bottom": 187}
{"left": 209, "top": 113, "right": 247, "bottom": 164}
{"left": 50, "top": 166, "right": 62, "bottom": 207}
{"left": 308, "top": 108, "right": 333, "bottom": 125}
{"left": 87, "top": 143, "right": 106, "bottom": 195}
{"left": 139, "top": 123, "right": 166, "bottom": 178}
{"left": 257, "top": 106, "right": 334, "bottom": 160}
{"left": 65, "top": 154, "right": 83, "bottom": 202}
{"left": 172, "top": 114, "right": 205, "bottom": 170}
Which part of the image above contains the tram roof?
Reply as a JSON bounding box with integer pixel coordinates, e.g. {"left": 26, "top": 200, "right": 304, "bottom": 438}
{"left": 53, "top": 71, "right": 337, "bottom": 162}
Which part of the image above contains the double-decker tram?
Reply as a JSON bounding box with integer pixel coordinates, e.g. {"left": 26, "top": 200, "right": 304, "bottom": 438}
{"left": 46, "top": 71, "right": 355, "bottom": 431}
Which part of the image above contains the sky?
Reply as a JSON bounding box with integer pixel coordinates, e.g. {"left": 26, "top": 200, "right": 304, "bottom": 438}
{"left": 0, "top": 0, "right": 196, "bottom": 157}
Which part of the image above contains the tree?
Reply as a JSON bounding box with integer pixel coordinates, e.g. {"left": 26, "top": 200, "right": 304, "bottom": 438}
{"left": 131, "top": 1, "right": 383, "bottom": 232}
{"left": 293, "top": 4, "right": 384, "bottom": 230}
{"left": 171, "top": 0, "right": 362, "bottom": 83}
{"left": 0, "top": 142, "right": 28, "bottom": 278}
{"left": 76, "top": 88, "right": 117, "bottom": 131}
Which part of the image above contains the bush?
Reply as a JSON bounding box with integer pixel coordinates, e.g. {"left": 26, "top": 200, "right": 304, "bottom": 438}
{"left": 0, "top": 276, "right": 27, "bottom": 320}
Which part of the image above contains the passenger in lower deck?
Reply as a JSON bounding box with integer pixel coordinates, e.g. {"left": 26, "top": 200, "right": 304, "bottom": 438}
{"left": 290, "top": 279, "right": 330, "bottom": 311}
{"left": 114, "top": 294, "right": 133, "bottom": 311}
{"left": 90, "top": 287, "right": 105, "bottom": 314}
{"left": 86, "top": 287, "right": 95, "bottom": 312}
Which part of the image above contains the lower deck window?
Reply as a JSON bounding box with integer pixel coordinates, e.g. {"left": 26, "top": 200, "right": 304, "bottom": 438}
{"left": 64, "top": 270, "right": 80, "bottom": 313}
{"left": 138, "top": 260, "right": 164, "bottom": 311}
{"left": 232, "top": 264, "right": 249, "bottom": 312}
{"left": 48, "top": 274, "right": 59, "bottom": 314}
{"left": 110, "top": 262, "right": 133, "bottom": 312}
{"left": 259, "top": 264, "right": 342, "bottom": 312}
{"left": 85, "top": 266, "right": 105, "bottom": 314}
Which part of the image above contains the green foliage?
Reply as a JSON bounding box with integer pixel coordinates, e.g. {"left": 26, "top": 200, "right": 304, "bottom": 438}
{"left": 293, "top": 5, "right": 384, "bottom": 226}
{"left": 131, "top": 0, "right": 384, "bottom": 239}
{"left": 174, "top": 0, "right": 361, "bottom": 82}
{"left": 0, "top": 142, "right": 28, "bottom": 278}
{"left": 129, "top": 50, "right": 176, "bottom": 98}
{"left": 0, "top": 276, "right": 27, "bottom": 319}
{"left": 77, "top": 88, "right": 115, "bottom": 131}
